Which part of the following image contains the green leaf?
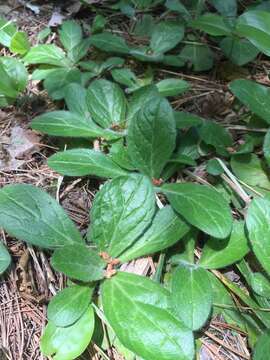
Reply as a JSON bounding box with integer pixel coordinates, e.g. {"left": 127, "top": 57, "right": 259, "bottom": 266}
{"left": 253, "top": 331, "right": 270, "bottom": 360}
{"left": 88, "top": 174, "right": 155, "bottom": 258}
{"left": 250, "top": 273, "right": 270, "bottom": 298}
{"left": 59, "top": 20, "right": 82, "bottom": 51}
{"left": 31, "top": 111, "right": 120, "bottom": 140}
{"left": 0, "top": 18, "right": 16, "bottom": 47}
{"left": 23, "top": 44, "right": 69, "bottom": 67}
{"left": 128, "top": 97, "right": 176, "bottom": 179}
{"left": 0, "top": 61, "right": 18, "bottom": 98}
{"left": 174, "top": 111, "right": 203, "bottom": 129}
{"left": 162, "top": 183, "right": 233, "bottom": 238}
{"left": 171, "top": 264, "right": 212, "bottom": 330}
{"left": 229, "top": 79, "right": 270, "bottom": 124}
{"left": 10, "top": 31, "right": 30, "bottom": 55}
{"left": 199, "top": 221, "right": 249, "bottom": 269}
{"left": 220, "top": 37, "right": 259, "bottom": 66}
{"left": 209, "top": 0, "right": 237, "bottom": 17}
{"left": 180, "top": 44, "right": 214, "bottom": 71}
{"left": 130, "top": 47, "right": 165, "bottom": 63}
{"left": 48, "top": 285, "right": 92, "bottom": 327}
{"left": 64, "top": 83, "right": 90, "bottom": 118}
{"left": 236, "top": 10, "right": 270, "bottom": 56}
{"left": 198, "top": 120, "right": 233, "bottom": 155}
{"left": 165, "top": 0, "right": 190, "bottom": 17}
{"left": 111, "top": 68, "right": 138, "bottom": 89}
{"left": 86, "top": 79, "right": 127, "bottom": 128}
{"left": 90, "top": 32, "right": 130, "bottom": 54}
{"left": 150, "top": 21, "right": 184, "bottom": 53}
{"left": 0, "top": 184, "right": 82, "bottom": 248}
{"left": 191, "top": 13, "right": 232, "bottom": 36}
{"left": 206, "top": 158, "right": 224, "bottom": 176}
{"left": 120, "top": 206, "right": 190, "bottom": 262}
{"left": 264, "top": 129, "right": 270, "bottom": 166}
{"left": 48, "top": 149, "right": 127, "bottom": 178}
{"left": 92, "top": 14, "right": 106, "bottom": 34}
{"left": 68, "top": 38, "right": 91, "bottom": 64}
{"left": 1, "top": 57, "right": 28, "bottom": 92}
{"left": 0, "top": 242, "right": 11, "bottom": 275}
{"left": 41, "top": 305, "right": 94, "bottom": 359}
{"left": 52, "top": 244, "right": 106, "bottom": 282}
{"left": 156, "top": 78, "right": 190, "bottom": 97}
{"left": 231, "top": 154, "right": 270, "bottom": 191}
{"left": 102, "top": 272, "right": 194, "bottom": 360}
{"left": 246, "top": 195, "right": 270, "bottom": 276}
{"left": 37, "top": 27, "right": 51, "bottom": 42}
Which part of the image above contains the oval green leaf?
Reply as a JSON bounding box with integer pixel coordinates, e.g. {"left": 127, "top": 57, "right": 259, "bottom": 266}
{"left": 0, "top": 242, "right": 11, "bottom": 275}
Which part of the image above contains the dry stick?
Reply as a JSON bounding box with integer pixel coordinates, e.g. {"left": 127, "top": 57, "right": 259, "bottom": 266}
{"left": 204, "top": 331, "right": 250, "bottom": 360}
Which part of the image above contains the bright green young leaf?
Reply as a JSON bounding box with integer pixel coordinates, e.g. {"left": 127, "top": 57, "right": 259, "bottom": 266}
{"left": 0, "top": 242, "right": 11, "bottom": 275}
{"left": 48, "top": 285, "right": 92, "bottom": 327}
{"left": 48, "top": 149, "right": 127, "bottom": 178}
{"left": 220, "top": 37, "right": 259, "bottom": 66}
{"left": 59, "top": 20, "right": 82, "bottom": 51}
{"left": 102, "top": 272, "right": 194, "bottom": 360}
{"left": 199, "top": 221, "right": 249, "bottom": 269}
{"left": 229, "top": 79, "right": 270, "bottom": 124}
{"left": 253, "top": 331, "right": 270, "bottom": 360}
{"left": 88, "top": 174, "right": 155, "bottom": 258}
{"left": 150, "top": 21, "right": 184, "bottom": 53}
{"left": 52, "top": 244, "right": 106, "bottom": 282}
{"left": 23, "top": 44, "right": 70, "bottom": 67}
{"left": 31, "top": 111, "right": 120, "bottom": 140}
{"left": 128, "top": 97, "right": 176, "bottom": 179}
{"left": 264, "top": 129, "right": 270, "bottom": 165}
{"left": 162, "top": 183, "right": 233, "bottom": 238}
{"left": 191, "top": 13, "right": 232, "bottom": 36}
{"left": 10, "top": 31, "right": 30, "bottom": 55}
{"left": 0, "top": 184, "right": 82, "bottom": 248}
{"left": 231, "top": 154, "right": 270, "bottom": 191}
{"left": 246, "top": 195, "right": 270, "bottom": 276}
{"left": 236, "top": 10, "right": 270, "bottom": 56}
{"left": 198, "top": 120, "right": 233, "bottom": 155}
{"left": 41, "top": 305, "right": 95, "bottom": 359}
{"left": 180, "top": 43, "right": 214, "bottom": 71}
{"left": 86, "top": 79, "right": 127, "bottom": 128}
{"left": 90, "top": 32, "right": 130, "bottom": 54}
{"left": 156, "top": 78, "right": 190, "bottom": 97}
{"left": 171, "top": 264, "right": 212, "bottom": 330}
{"left": 0, "top": 17, "right": 16, "bottom": 47}
{"left": 120, "top": 206, "right": 191, "bottom": 262}
{"left": 250, "top": 273, "right": 270, "bottom": 298}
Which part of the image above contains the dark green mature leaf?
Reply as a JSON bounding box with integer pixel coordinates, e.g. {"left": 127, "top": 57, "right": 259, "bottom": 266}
{"left": 90, "top": 32, "right": 130, "bottom": 54}
{"left": 23, "top": 44, "right": 70, "bottom": 67}
{"left": 0, "top": 185, "right": 82, "bottom": 248}
{"left": 48, "top": 149, "right": 127, "bottom": 178}
{"left": 250, "top": 273, "right": 270, "bottom": 298}
{"left": 162, "top": 183, "right": 233, "bottom": 238}
{"left": 86, "top": 79, "right": 127, "bottom": 128}
{"left": 198, "top": 120, "right": 233, "bottom": 155}
{"left": 253, "top": 331, "right": 270, "bottom": 360}
{"left": 1, "top": 57, "right": 27, "bottom": 94}
{"left": 41, "top": 305, "right": 95, "bottom": 359}
{"left": 88, "top": 174, "right": 155, "bottom": 258}
{"left": 246, "top": 195, "right": 270, "bottom": 276}
{"left": 120, "top": 206, "right": 190, "bottom": 262}
{"left": 236, "top": 10, "right": 270, "bottom": 56}
{"left": 128, "top": 97, "right": 176, "bottom": 178}
{"left": 111, "top": 68, "right": 138, "bottom": 89}
{"left": 191, "top": 13, "right": 232, "bottom": 36}
{"left": 0, "top": 242, "right": 11, "bottom": 275}
{"left": 102, "top": 272, "right": 194, "bottom": 360}
{"left": 229, "top": 79, "right": 270, "bottom": 124}
{"left": 264, "top": 129, "right": 270, "bottom": 165}
{"left": 199, "top": 221, "right": 249, "bottom": 269}
{"left": 220, "top": 37, "right": 259, "bottom": 66}
{"left": 150, "top": 21, "right": 184, "bottom": 53}
{"left": 10, "top": 31, "right": 30, "bottom": 55}
{"left": 0, "top": 62, "right": 18, "bottom": 98}
{"left": 156, "top": 78, "right": 190, "bottom": 97}
{"left": 59, "top": 20, "right": 82, "bottom": 51}
{"left": 130, "top": 47, "right": 165, "bottom": 63}
{"left": 231, "top": 154, "right": 270, "bottom": 191}
{"left": 209, "top": 0, "right": 237, "bottom": 17}
{"left": 31, "top": 111, "right": 120, "bottom": 140}
{"left": 171, "top": 264, "right": 212, "bottom": 330}
{"left": 174, "top": 112, "right": 203, "bottom": 129}
{"left": 165, "top": 0, "right": 190, "bottom": 17}
{"left": 48, "top": 285, "right": 92, "bottom": 327}
{"left": 68, "top": 38, "right": 91, "bottom": 64}
{"left": 64, "top": 83, "right": 90, "bottom": 118}
{"left": 180, "top": 44, "right": 214, "bottom": 71}
{"left": 52, "top": 244, "right": 106, "bottom": 282}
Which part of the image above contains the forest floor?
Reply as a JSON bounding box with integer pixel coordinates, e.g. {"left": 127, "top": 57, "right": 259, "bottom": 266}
{"left": 1, "top": 0, "right": 268, "bottom": 359}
